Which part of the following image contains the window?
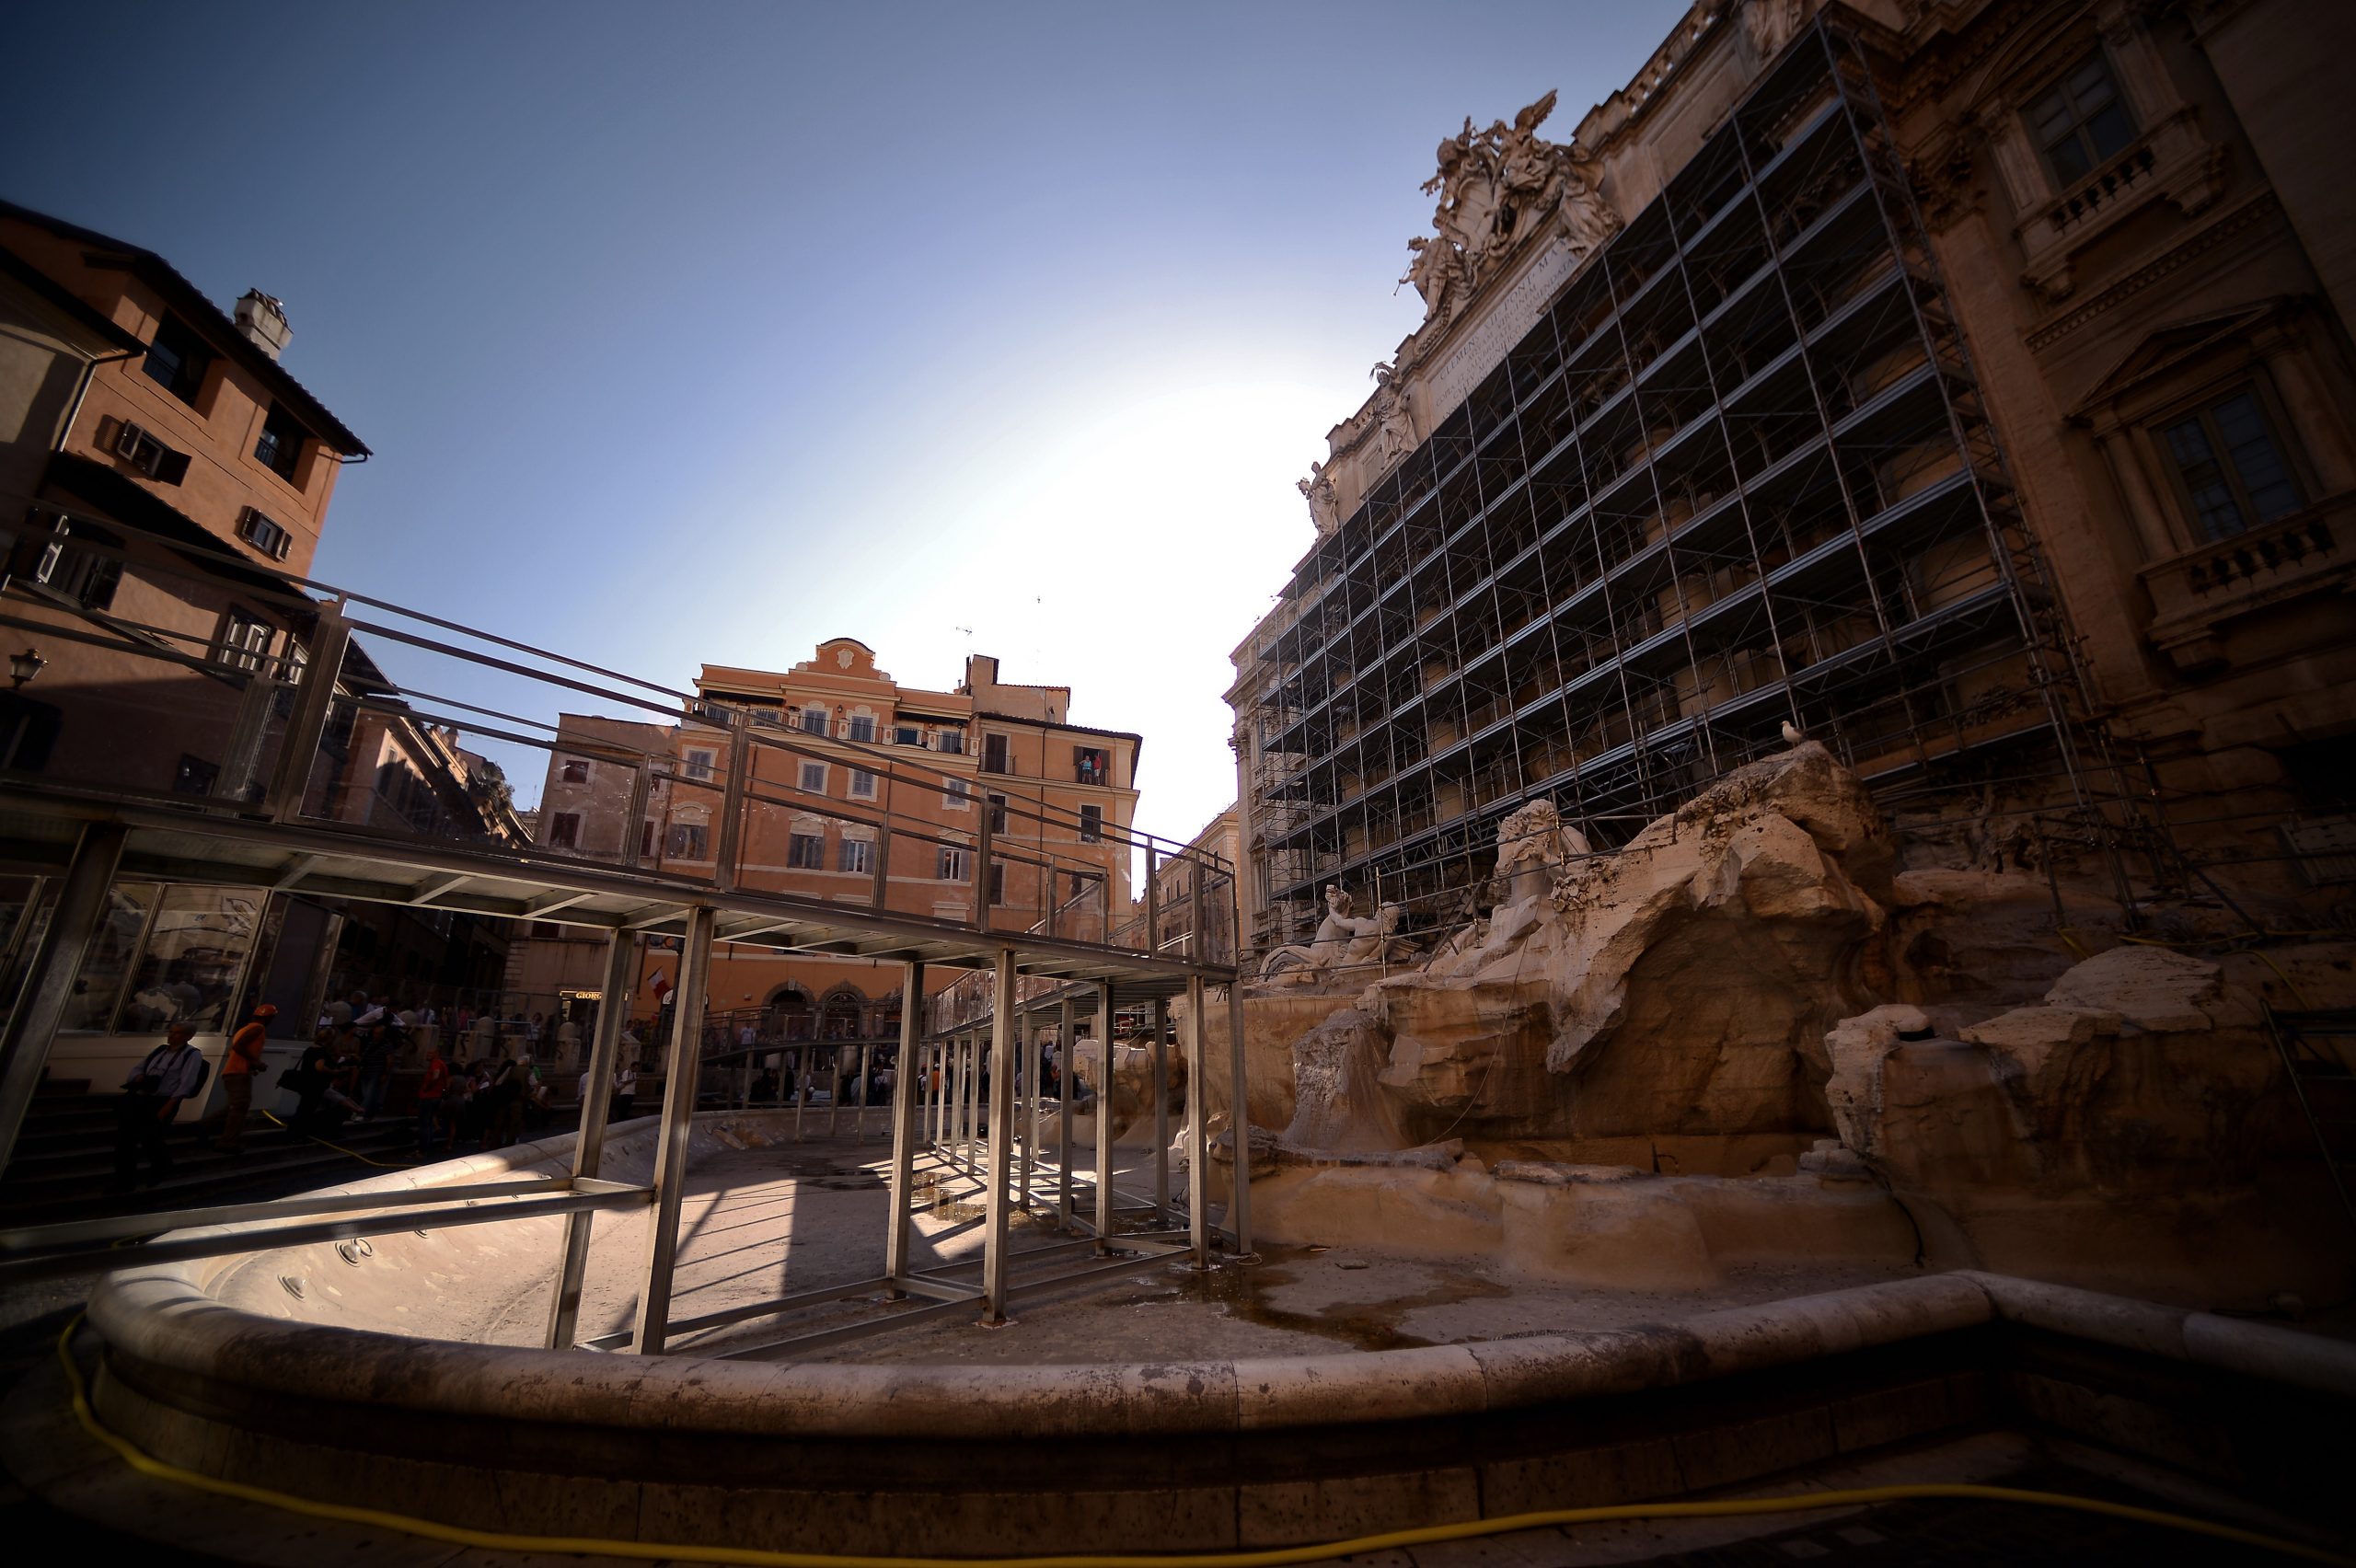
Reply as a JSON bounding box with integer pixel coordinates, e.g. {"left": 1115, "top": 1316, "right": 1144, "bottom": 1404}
{"left": 253, "top": 403, "right": 306, "bottom": 481}
{"left": 2028, "top": 52, "right": 2137, "bottom": 187}
{"left": 2157, "top": 387, "right": 2305, "bottom": 543}
{"left": 1080, "top": 804, "right": 1102, "bottom": 843}
{"left": 20, "top": 516, "right": 123, "bottom": 611}
{"left": 173, "top": 754, "right": 219, "bottom": 795}
{"left": 838, "top": 838, "right": 873, "bottom": 874}
{"left": 987, "top": 862, "right": 1006, "bottom": 905}
{"left": 848, "top": 715, "right": 875, "bottom": 743}
{"left": 848, "top": 767, "right": 876, "bottom": 800}
{"left": 547, "top": 812, "right": 581, "bottom": 848}
{"left": 788, "top": 832, "right": 825, "bottom": 869}
{"left": 895, "top": 725, "right": 920, "bottom": 746}
{"left": 800, "top": 760, "right": 827, "bottom": 794}
{"left": 937, "top": 847, "right": 970, "bottom": 881}
{"left": 983, "top": 732, "right": 1010, "bottom": 774}
{"left": 110, "top": 419, "right": 188, "bottom": 483}
{"left": 938, "top": 727, "right": 965, "bottom": 755}
{"left": 987, "top": 793, "right": 1009, "bottom": 833}
{"left": 235, "top": 507, "right": 293, "bottom": 561}
{"left": 560, "top": 757, "right": 590, "bottom": 784}
{"left": 684, "top": 748, "right": 716, "bottom": 782}
{"left": 1075, "top": 746, "right": 1109, "bottom": 785}
{"left": 665, "top": 823, "right": 710, "bottom": 859}
{"left": 800, "top": 708, "right": 828, "bottom": 734}
{"left": 218, "top": 608, "right": 271, "bottom": 673}
{"left": 639, "top": 820, "right": 655, "bottom": 859}
{"left": 942, "top": 777, "right": 971, "bottom": 811}
{"left": 142, "top": 315, "right": 211, "bottom": 404}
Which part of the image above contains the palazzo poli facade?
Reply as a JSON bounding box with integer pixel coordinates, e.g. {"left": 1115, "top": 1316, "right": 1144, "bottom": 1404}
{"left": 1230, "top": 0, "right": 2356, "bottom": 957}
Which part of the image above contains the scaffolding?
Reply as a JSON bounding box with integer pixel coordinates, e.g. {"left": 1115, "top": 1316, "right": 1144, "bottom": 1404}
{"left": 1238, "top": 22, "right": 2135, "bottom": 946}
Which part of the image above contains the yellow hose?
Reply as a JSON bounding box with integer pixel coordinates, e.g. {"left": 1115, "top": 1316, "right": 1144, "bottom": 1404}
{"left": 259, "top": 1108, "right": 419, "bottom": 1170}
{"left": 51, "top": 1320, "right": 2350, "bottom": 1566}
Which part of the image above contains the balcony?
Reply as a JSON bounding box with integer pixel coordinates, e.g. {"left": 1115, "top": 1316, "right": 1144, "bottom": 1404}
{"left": 2141, "top": 492, "right": 2352, "bottom": 673}
{"left": 2016, "top": 109, "right": 2226, "bottom": 302}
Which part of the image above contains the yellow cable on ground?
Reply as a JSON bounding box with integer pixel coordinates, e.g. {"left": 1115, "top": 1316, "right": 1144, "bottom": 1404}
{"left": 50, "top": 1320, "right": 2350, "bottom": 1568}
{"left": 258, "top": 1108, "right": 419, "bottom": 1170}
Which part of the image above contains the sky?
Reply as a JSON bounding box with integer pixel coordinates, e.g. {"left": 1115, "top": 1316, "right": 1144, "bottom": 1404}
{"left": 3, "top": 0, "right": 1688, "bottom": 842}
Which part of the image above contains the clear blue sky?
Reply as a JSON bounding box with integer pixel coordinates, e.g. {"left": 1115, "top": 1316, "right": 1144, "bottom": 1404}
{"left": 5, "top": 0, "right": 1686, "bottom": 842}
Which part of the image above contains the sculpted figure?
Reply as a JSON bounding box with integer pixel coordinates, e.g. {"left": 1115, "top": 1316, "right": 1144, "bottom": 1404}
{"left": 1400, "top": 236, "right": 1467, "bottom": 323}
{"left": 1297, "top": 461, "right": 1341, "bottom": 537}
{"left": 1369, "top": 362, "right": 1415, "bottom": 465}
{"left": 1490, "top": 798, "right": 1590, "bottom": 907}
{"left": 1744, "top": 0, "right": 1808, "bottom": 61}
{"left": 1403, "top": 88, "right": 1613, "bottom": 327}
{"left": 1261, "top": 885, "right": 1407, "bottom": 982}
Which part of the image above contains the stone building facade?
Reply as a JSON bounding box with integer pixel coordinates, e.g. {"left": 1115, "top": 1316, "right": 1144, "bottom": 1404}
{"left": 507, "top": 640, "right": 1142, "bottom": 1049}
{"left": 1229, "top": 0, "right": 2356, "bottom": 958}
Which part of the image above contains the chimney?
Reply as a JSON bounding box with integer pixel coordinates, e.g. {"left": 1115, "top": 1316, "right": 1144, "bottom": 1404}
{"left": 234, "top": 290, "right": 291, "bottom": 360}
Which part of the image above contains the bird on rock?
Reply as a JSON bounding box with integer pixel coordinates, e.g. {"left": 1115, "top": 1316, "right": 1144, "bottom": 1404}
{"left": 1781, "top": 720, "right": 1807, "bottom": 745}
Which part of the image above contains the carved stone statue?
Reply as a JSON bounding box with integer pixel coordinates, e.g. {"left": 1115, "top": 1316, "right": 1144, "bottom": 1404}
{"left": 1744, "top": 0, "right": 1808, "bottom": 61}
{"left": 1489, "top": 798, "right": 1590, "bottom": 907}
{"left": 1403, "top": 90, "right": 1617, "bottom": 326}
{"left": 1298, "top": 461, "right": 1341, "bottom": 537}
{"left": 1260, "top": 884, "right": 1409, "bottom": 983}
{"left": 1369, "top": 362, "right": 1415, "bottom": 465}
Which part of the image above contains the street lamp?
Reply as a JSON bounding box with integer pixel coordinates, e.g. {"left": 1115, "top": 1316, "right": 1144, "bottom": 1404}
{"left": 8, "top": 648, "right": 43, "bottom": 688}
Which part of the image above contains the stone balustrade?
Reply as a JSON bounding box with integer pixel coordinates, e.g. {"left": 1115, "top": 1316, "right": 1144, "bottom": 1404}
{"left": 2140, "top": 490, "right": 2353, "bottom": 672}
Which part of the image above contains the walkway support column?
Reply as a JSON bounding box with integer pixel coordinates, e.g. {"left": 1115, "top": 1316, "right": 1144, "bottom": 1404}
{"left": 1056, "top": 995, "right": 1075, "bottom": 1228}
{"left": 1019, "top": 1006, "right": 1041, "bottom": 1209}
{"left": 883, "top": 961, "right": 925, "bottom": 1294}
{"left": 629, "top": 905, "right": 715, "bottom": 1355}
{"left": 0, "top": 821, "right": 126, "bottom": 1174}
{"left": 1093, "top": 981, "right": 1115, "bottom": 1251}
{"left": 1184, "top": 974, "right": 1209, "bottom": 1269}
{"left": 979, "top": 951, "right": 1018, "bottom": 1323}
{"left": 1226, "top": 983, "right": 1254, "bottom": 1260}
{"left": 828, "top": 1043, "right": 843, "bottom": 1137}
{"left": 856, "top": 1042, "right": 873, "bottom": 1142}
{"left": 543, "top": 929, "right": 634, "bottom": 1349}
{"left": 1150, "top": 997, "right": 1172, "bottom": 1226}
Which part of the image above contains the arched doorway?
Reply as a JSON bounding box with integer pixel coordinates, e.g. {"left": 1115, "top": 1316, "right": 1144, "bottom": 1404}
{"left": 819, "top": 986, "right": 865, "bottom": 1042}
{"left": 766, "top": 985, "right": 813, "bottom": 1042}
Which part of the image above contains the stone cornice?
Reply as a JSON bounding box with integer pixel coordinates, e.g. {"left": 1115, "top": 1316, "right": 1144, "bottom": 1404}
{"left": 2022, "top": 186, "right": 2282, "bottom": 352}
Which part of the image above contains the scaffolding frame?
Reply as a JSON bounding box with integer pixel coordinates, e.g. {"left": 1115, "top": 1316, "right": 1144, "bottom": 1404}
{"left": 1238, "top": 21, "right": 2138, "bottom": 947}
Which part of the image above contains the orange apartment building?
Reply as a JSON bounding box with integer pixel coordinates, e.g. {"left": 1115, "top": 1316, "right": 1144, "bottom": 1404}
{"left": 508, "top": 640, "right": 1143, "bottom": 1052}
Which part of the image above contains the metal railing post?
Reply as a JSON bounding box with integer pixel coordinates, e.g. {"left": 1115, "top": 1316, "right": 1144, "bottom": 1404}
{"left": 713, "top": 718, "right": 751, "bottom": 894}
{"left": 971, "top": 808, "right": 995, "bottom": 935}
{"left": 262, "top": 599, "right": 349, "bottom": 823}
{"left": 1056, "top": 996, "right": 1075, "bottom": 1228}
{"left": 545, "top": 929, "right": 635, "bottom": 1348}
{"left": 1185, "top": 974, "right": 1209, "bottom": 1269}
{"left": 883, "top": 960, "right": 925, "bottom": 1293}
{"left": 1143, "top": 846, "right": 1160, "bottom": 954}
{"left": 0, "top": 821, "right": 126, "bottom": 1174}
{"left": 1226, "top": 983, "right": 1254, "bottom": 1261}
{"left": 629, "top": 903, "right": 715, "bottom": 1355}
{"left": 1019, "top": 1006, "right": 1040, "bottom": 1209}
{"left": 980, "top": 951, "right": 1018, "bottom": 1323}
{"left": 1093, "top": 980, "right": 1116, "bottom": 1251}
{"left": 1150, "top": 996, "right": 1172, "bottom": 1226}
{"left": 857, "top": 1042, "right": 873, "bottom": 1141}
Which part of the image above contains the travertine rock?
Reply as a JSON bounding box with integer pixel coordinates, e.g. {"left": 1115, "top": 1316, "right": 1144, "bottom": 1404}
{"left": 2042, "top": 944, "right": 2221, "bottom": 1032}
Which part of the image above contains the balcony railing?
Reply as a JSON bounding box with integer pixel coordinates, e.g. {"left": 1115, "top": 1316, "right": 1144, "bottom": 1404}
{"left": 2141, "top": 491, "right": 2353, "bottom": 672}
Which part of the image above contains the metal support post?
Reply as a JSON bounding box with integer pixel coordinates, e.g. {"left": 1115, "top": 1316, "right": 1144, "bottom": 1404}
{"left": 1093, "top": 981, "right": 1115, "bottom": 1251}
{"left": 1056, "top": 996, "right": 1075, "bottom": 1228}
{"left": 712, "top": 716, "right": 752, "bottom": 893}
{"left": 856, "top": 1042, "right": 872, "bottom": 1141}
{"left": 544, "top": 930, "right": 635, "bottom": 1348}
{"left": 883, "top": 961, "right": 925, "bottom": 1293}
{"left": 1143, "top": 847, "right": 1160, "bottom": 953}
{"left": 1184, "top": 974, "right": 1209, "bottom": 1269}
{"left": 979, "top": 951, "right": 1018, "bottom": 1323}
{"left": 828, "top": 1043, "right": 843, "bottom": 1137}
{"left": 1151, "top": 996, "right": 1172, "bottom": 1225}
{"left": 0, "top": 821, "right": 126, "bottom": 1176}
{"left": 262, "top": 600, "right": 350, "bottom": 822}
{"left": 1019, "top": 1007, "right": 1040, "bottom": 1209}
{"left": 965, "top": 1029, "right": 984, "bottom": 1172}
{"left": 793, "top": 1047, "right": 808, "bottom": 1142}
{"left": 629, "top": 904, "right": 715, "bottom": 1355}
{"left": 1225, "top": 983, "right": 1253, "bottom": 1261}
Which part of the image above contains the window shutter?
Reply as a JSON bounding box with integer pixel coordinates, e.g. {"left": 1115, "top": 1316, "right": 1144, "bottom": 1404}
{"left": 156, "top": 449, "right": 191, "bottom": 485}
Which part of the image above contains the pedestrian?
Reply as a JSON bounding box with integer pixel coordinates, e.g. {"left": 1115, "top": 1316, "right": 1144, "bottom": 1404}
{"left": 113, "top": 1023, "right": 207, "bottom": 1189}
{"left": 414, "top": 1039, "right": 452, "bottom": 1154}
{"left": 357, "top": 1021, "right": 397, "bottom": 1120}
{"left": 611, "top": 1061, "right": 639, "bottom": 1124}
{"left": 211, "top": 1002, "right": 275, "bottom": 1155}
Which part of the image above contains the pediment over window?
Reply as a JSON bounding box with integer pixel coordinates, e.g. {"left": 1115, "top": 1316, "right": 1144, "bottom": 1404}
{"left": 2070, "top": 299, "right": 2295, "bottom": 419}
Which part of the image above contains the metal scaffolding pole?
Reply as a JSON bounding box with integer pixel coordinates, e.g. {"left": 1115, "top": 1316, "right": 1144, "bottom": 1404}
{"left": 0, "top": 821, "right": 127, "bottom": 1174}
{"left": 828, "top": 1043, "right": 843, "bottom": 1138}
{"left": 883, "top": 960, "right": 925, "bottom": 1293}
{"left": 980, "top": 951, "right": 1018, "bottom": 1323}
{"left": 543, "top": 929, "right": 636, "bottom": 1349}
{"left": 1092, "top": 980, "right": 1115, "bottom": 1251}
{"left": 1184, "top": 974, "right": 1209, "bottom": 1268}
{"left": 856, "top": 1042, "right": 873, "bottom": 1142}
{"left": 1056, "top": 995, "right": 1075, "bottom": 1228}
{"left": 1150, "top": 996, "right": 1172, "bottom": 1225}
{"left": 629, "top": 904, "right": 715, "bottom": 1355}
{"left": 1225, "top": 984, "right": 1253, "bottom": 1260}
{"left": 1020, "top": 1006, "right": 1041, "bottom": 1209}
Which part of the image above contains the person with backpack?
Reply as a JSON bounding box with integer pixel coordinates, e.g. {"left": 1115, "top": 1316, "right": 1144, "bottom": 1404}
{"left": 112, "top": 1023, "right": 207, "bottom": 1190}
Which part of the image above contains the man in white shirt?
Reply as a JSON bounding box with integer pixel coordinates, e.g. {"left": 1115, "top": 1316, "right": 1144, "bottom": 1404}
{"left": 114, "top": 1023, "right": 206, "bottom": 1189}
{"left": 611, "top": 1063, "right": 640, "bottom": 1124}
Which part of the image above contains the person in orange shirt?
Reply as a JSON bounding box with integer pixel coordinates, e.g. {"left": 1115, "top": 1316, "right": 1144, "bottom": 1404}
{"left": 213, "top": 1003, "right": 275, "bottom": 1156}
